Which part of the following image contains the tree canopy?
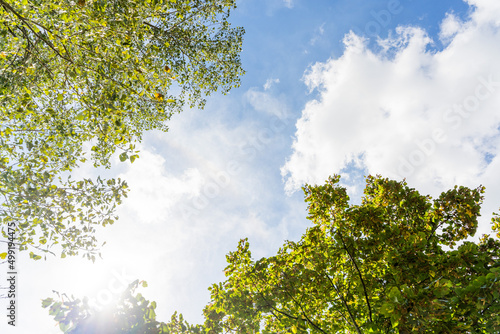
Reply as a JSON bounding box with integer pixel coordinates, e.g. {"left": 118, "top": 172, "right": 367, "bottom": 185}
{"left": 44, "top": 175, "right": 500, "bottom": 333}
{"left": 0, "top": 0, "right": 244, "bottom": 259}
{"left": 204, "top": 175, "right": 500, "bottom": 333}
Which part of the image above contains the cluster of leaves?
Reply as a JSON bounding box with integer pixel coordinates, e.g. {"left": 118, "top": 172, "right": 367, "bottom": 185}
{"left": 203, "top": 175, "right": 500, "bottom": 333}
{"left": 1, "top": 172, "right": 127, "bottom": 261}
{"left": 43, "top": 280, "right": 203, "bottom": 333}
{"left": 1, "top": 0, "right": 244, "bottom": 163}
{"left": 0, "top": 0, "right": 244, "bottom": 258}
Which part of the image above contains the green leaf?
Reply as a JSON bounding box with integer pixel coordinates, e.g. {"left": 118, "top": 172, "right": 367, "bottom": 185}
{"left": 29, "top": 252, "right": 42, "bottom": 260}
{"left": 119, "top": 152, "right": 128, "bottom": 162}
{"left": 41, "top": 298, "right": 54, "bottom": 308}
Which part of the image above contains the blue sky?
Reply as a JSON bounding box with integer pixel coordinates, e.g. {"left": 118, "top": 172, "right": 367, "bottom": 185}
{"left": 3, "top": 0, "right": 500, "bottom": 332}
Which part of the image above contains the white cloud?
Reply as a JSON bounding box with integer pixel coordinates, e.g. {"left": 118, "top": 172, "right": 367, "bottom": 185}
{"left": 310, "top": 23, "right": 326, "bottom": 46}
{"left": 245, "top": 86, "right": 289, "bottom": 119}
{"left": 263, "top": 78, "right": 280, "bottom": 90}
{"left": 283, "top": 0, "right": 294, "bottom": 9}
{"left": 439, "top": 13, "right": 464, "bottom": 41}
{"left": 282, "top": 0, "right": 500, "bottom": 235}
{"left": 261, "top": 0, "right": 295, "bottom": 16}
{"left": 466, "top": 0, "right": 500, "bottom": 26}
{"left": 118, "top": 149, "right": 205, "bottom": 224}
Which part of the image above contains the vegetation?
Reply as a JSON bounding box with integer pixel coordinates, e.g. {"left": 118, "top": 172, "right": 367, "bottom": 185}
{"left": 43, "top": 280, "right": 203, "bottom": 333}
{"left": 0, "top": 0, "right": 244, "bottom": 259}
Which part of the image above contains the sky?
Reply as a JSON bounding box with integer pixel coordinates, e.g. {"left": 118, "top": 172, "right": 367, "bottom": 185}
{"left": 2, "top": 0, "right": 500, "bottom": 332}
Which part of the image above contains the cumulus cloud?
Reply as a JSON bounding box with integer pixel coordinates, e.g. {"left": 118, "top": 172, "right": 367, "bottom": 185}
{"left": 282, "top": 0, "right": 500, "bottom": 234}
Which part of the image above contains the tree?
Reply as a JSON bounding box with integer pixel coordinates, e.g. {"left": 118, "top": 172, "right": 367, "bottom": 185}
{"left": 0, "top": 0, "right": 244, "bottom": 259}
{"left": 203, "top": 175, "right": 500, "bottom": 333}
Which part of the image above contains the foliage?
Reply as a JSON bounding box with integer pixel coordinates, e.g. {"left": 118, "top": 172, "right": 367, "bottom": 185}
{"left": 44, "top": 279, "right": 289, "bottom": 334}
{"left": 42, "top": 280, "right": 203, "bottom": 334}
{"left": 0, "top": 0, "right": 244, "bottom": 164}
{"left": 0, "top": 0, "right": 244, "bottom": 258}
{"left": 203, "top": 175, "right": 500, "bottom": 333}
{"left": 0, "top": 172, "right": 127, "bottom": 261}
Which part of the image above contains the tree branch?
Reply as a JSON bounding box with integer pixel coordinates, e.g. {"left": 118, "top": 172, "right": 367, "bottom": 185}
{"left": 337, "top": 230, "right": 373, "bottom": 323}
{"left": 325, "top": 274, "right": 363, "bottom": 334}
{"left": 280, "top": 272, "right": 327, "bottom": 334}
{"left": 0, "top": 0, "right": 74, "bottom": 64}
